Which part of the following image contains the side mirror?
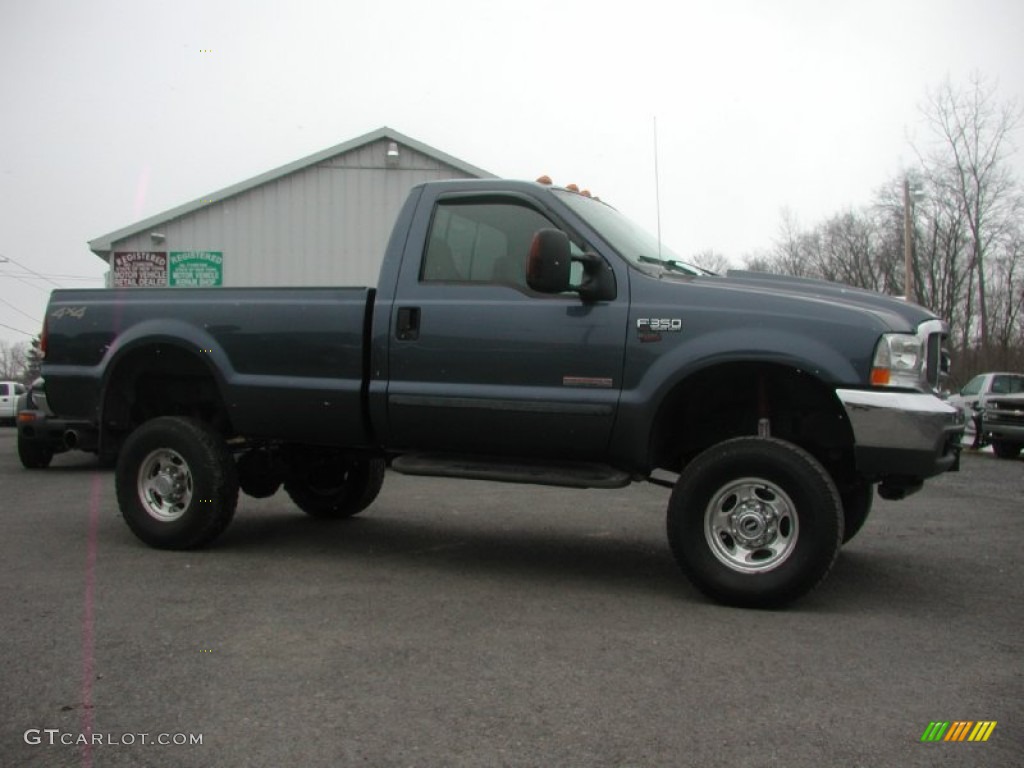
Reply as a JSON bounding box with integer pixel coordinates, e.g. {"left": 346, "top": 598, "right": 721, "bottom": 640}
{"left": 526, "top": 229, "right": 571, "bottom": 294}
{"left": 575, "top": 251, "right": 617, "bottom": 302}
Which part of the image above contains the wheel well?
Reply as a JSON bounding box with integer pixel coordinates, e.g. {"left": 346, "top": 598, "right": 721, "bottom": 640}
{"left": 101, "top": 343, "right": 232, "bottom": 446}
{"left": 650, "top": 362, "right": 857, "bottom": 488}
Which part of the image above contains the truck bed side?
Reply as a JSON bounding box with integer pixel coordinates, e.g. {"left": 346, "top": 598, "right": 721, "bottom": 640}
{"left": 43, "top": 286, "right": 374, "bottom": 447}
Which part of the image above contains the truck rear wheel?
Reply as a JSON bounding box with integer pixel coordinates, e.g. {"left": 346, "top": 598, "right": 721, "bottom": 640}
{"left": 284, "top": 455, "right": 385, "bottom": 519}
{"left": 18, "top": 434, "right": 54, "bottom": 469}
{"left": 115, "top": 417, "right": 238, "bottom": 549}
{"left": 667, "top": 437, "right": 843, "bottom": 608}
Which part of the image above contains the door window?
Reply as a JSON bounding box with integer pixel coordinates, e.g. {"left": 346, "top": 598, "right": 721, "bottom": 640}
{"left": 991, "top": 374, "right": 1024, "bottom": 394}
{"left": 422, "top": 200, "right": 584, "bottom": 290}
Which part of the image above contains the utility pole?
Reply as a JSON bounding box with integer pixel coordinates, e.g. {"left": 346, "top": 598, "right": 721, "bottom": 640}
{"left": 903, "top": 177, "right": 914, "bottom": 303}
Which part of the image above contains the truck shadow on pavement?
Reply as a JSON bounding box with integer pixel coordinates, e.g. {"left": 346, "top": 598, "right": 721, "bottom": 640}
{"left": 176, "top": 505, "right": 921, "bottom": 613}
{"left": 219, "top": 510, "right": 691, "bottom": 600}
{"left": 31, "top": 456, "right": 113, "bottom": 473}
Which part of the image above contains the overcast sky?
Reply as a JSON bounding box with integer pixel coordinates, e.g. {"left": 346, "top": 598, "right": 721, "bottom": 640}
{"left": 1, "top": 0, "right": 1022, "bottom": 347}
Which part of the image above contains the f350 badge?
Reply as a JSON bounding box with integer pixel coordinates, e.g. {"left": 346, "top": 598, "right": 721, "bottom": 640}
{"left": 636, "top": 317, "right": 682, "bottom": 342}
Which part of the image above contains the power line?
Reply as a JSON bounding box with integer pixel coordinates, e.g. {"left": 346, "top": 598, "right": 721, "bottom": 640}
{"left": 0, "top": 253, "right": 62, "bottom": 287}
{"left": 0, "top": 295, "right": 40, "bottom": 324}
{"left": 0, "top": 320, "right": 34, "bottom": 337}
{"left": 0, "top": 270, "right": 48, "bottom": 293}
{"left": 0, "top": 270, "right": 104, "bottom": 282}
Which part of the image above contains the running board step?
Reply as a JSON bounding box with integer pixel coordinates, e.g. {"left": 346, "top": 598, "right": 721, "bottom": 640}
{"left": 390, "top": 454, "right": 632, "bottom": 489}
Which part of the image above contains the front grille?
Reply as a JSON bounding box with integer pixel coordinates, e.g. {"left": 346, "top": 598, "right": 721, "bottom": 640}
{"left": 919, "top": 319, "right": 950, "bottom": 392}
{"left": 986, "top": 400, "right": 1024, "bottom": 426}
{"left": 926, "top": 332, "right": 941, "bottom": 388}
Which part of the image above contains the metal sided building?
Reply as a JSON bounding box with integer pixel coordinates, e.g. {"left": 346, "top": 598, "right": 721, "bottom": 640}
{"left": 88, "top": 127, "right": 494, "bottom": 288}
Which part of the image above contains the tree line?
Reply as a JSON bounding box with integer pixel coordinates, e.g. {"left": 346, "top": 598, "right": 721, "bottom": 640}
{"left": 731, "top": 74, "right": 1023, "bottom": 386}
{"left": 0, "top": 336, "right": 42, "bottom": 385}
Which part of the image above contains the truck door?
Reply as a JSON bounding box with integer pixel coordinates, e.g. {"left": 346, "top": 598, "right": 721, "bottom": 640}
{"left": 384, "top": 195, "right": 628, "bottom": 461}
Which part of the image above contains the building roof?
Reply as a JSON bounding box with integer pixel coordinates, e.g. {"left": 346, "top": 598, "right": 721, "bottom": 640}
{"left": 88, "top": 126, "right": 496, "bottom": 259}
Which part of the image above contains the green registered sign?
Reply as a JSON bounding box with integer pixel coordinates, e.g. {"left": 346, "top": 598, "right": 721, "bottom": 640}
{"left": 169, "top": 251, "right": 223, "bottom": 287}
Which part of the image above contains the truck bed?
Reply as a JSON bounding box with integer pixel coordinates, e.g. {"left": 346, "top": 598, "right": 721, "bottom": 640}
{"left": 44, "top": 286, "right": 375, "bottom": 446}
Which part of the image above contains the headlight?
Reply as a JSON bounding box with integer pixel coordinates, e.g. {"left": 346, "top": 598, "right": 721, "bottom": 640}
{"left": 871, "top": 333, "right": 925, "bottom": 389}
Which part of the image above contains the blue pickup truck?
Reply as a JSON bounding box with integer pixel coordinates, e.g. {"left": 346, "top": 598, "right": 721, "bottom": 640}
{"left": 28, "top": 178, "right": 964, "bottom": 607}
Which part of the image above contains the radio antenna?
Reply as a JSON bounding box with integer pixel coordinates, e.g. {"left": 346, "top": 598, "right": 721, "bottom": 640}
{"left": 653, "top": 116, "right": 663, "bottom": 258}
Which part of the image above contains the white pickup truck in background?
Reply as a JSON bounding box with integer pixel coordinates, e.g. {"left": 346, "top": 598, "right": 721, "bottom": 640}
{"left": 0, "top": 381, "right": 27, "bottom": 425}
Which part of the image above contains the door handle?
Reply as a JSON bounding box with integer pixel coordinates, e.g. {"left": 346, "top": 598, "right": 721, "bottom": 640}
{"left": 396, "top": 307, "right": 421, "bottom": 341}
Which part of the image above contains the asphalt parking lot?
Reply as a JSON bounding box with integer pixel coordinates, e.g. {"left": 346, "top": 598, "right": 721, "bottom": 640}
{"left": 1, "top": 427, "right": 1020, "bottom": 767}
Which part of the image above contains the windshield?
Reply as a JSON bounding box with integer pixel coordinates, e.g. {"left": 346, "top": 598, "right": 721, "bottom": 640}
{"left": 552, "top": 190, "right": 710, "bottom": 276}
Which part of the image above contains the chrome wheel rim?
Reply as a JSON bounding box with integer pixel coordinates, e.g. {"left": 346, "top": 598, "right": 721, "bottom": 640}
{"left": 704, "top": 477, "right": 799, "bottom": 573}
{"left": 137, "top": 448, "right": 193, "bottom": 522}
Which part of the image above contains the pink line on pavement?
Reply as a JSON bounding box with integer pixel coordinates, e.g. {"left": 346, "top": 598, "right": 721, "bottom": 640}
{"left": 80, "top": 474, "right": 102, "bottom": 768}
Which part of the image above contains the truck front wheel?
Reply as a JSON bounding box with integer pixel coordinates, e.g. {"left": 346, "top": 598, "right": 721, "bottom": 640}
{"left": 839, "top": 481, "right": 874, "bottom": 544}
{"left": 115, "top": 417, "right": 238, "bottom": 549}
{"left": 667, "top": 437, "right": 843, "bottom": 608}
{"left": 991, "top": 441, "right": 1022, "bottom": 459}
{"left": 284, "top": 455, "right": 385, "bottom": 519}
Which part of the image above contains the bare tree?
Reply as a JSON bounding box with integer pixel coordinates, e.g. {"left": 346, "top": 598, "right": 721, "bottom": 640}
{"left": 915, "top": 73, "right": 1023, "bottom": 350}
{"left": 741, "top": 249, "right": 778, "bottom": 274}
{"left": 771, "top": 209, "right": 818, "bottom": 278}
{"left": 918, "top": 190, "right": 972, "bottom": 341}
{"left": 874, "top": 173, "right": 972, "bottom": 328}
{"left": 0, "top": 340, "right": 29, "bottom": 380}
{"left": 745, "top": 206, "right": 901, "bottom": 294}
{"left": 816, "top": 210, "right": 892, "bottom": 292}
{"left": 716, "top": 74, "right": 1022, "bottom": 382}
{"left": 987, "top": 228, "right": 1024, "bottom": 357}
{"left": 689, "top": 249, "right": 733, "bottom": 275}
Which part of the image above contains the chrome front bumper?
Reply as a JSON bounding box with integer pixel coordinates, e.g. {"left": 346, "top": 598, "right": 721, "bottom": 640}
{"left": 836, "top": 389, "right": 964, "bottom": 480}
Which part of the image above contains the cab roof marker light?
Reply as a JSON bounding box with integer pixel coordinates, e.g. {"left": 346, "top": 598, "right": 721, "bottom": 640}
{"left": 537, "top": 176, "right": 600, "bottom": 199}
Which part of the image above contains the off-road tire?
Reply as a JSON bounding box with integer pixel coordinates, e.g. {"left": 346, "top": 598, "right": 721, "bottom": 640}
{"left": 115, "top": 417, "right": 238, "bottom": 549}
{"left": 285, "top": 455, "right": 385, "bottom": 519}
{"left": 839, "top": 481, "right": 874, "bottom": 544}
{"left": 667, "top": 437, "right": 843, "bottom": 608}
{"left": 18, "top": 435, "right": 54, "bottom": 469}
{"left": 991, "top": 441, "right": 1022, "bottom": 460}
